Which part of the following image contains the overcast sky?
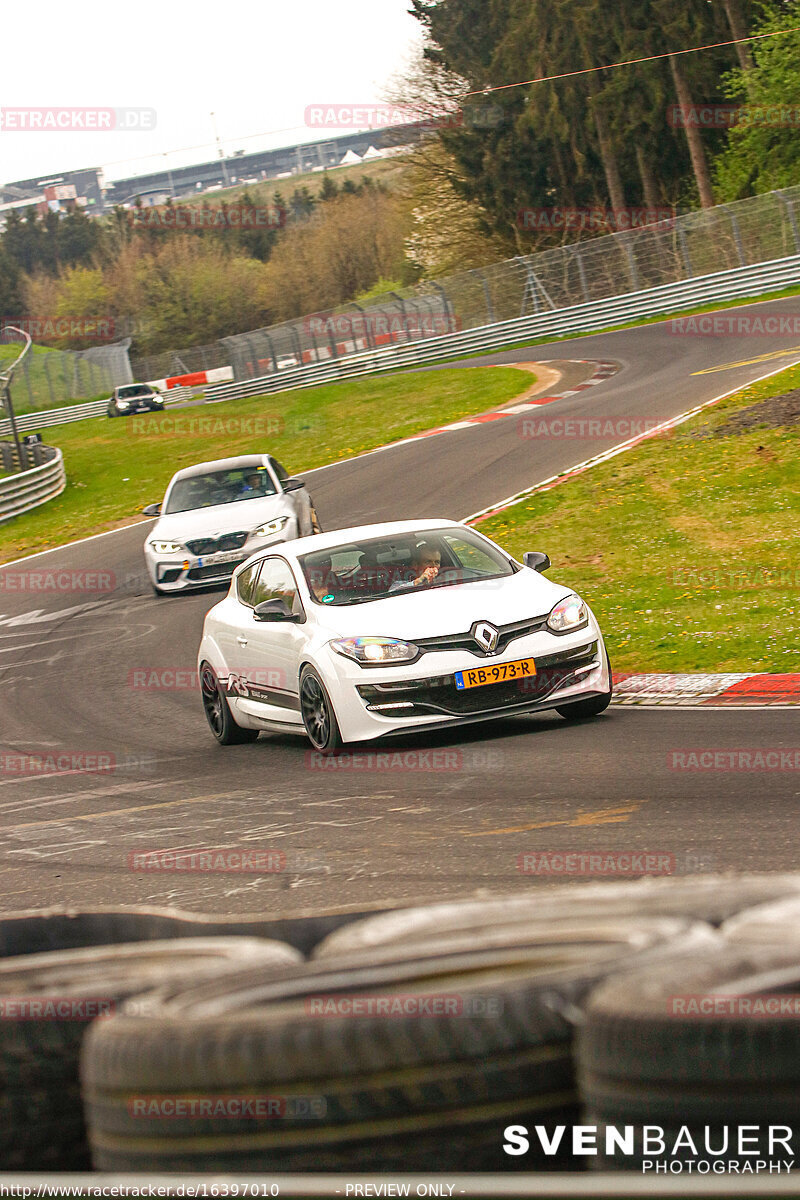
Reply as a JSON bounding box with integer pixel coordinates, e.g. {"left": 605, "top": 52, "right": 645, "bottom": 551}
{"left": 0, "top": 0, "right": 424, "bottom": 184}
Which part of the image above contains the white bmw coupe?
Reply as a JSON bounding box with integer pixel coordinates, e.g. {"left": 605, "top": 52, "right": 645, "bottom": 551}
{"left": 197, "top": 519, "right": 612, "bottom": 754}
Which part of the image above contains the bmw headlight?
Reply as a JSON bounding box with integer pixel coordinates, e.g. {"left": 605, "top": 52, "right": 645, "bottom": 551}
{"left": 150, "top": 541, "right": 183, "bottom": 555}
{"left": 254, "top": 516, "right": 290, "bottom": 536}
{"left": 331, "top": 636, "right": 420, "bottom": 665}
{"left": 547, "top": 594, "right": 589, "bottom": 634}
{"left": 117, "top": 401, "right": 130, "bottom": 410}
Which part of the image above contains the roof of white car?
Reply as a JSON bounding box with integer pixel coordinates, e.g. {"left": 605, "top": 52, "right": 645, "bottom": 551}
{"left": 280, "top": 519, "right": 463, "bottom": 559}
{"left": 169, "top": 454, "right": 274, "bottom": 481}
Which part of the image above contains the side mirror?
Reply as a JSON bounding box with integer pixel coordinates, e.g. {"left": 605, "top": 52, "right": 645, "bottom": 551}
{"left": 142, "top": 502, "right": 161, "bottom": 517}
{"left": 283, "top": 477, "right": 305, "bottom": 492}
{"left": 253, "top": 598, "right": 297, "bottom": 622}
{"left": 523, "top": 551, "right": 551, "bottom": 573}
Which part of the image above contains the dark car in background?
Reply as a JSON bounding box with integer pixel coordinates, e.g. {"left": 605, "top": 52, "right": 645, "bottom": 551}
{"left": 106, "top": 383, "right": 165, "bottom": 418}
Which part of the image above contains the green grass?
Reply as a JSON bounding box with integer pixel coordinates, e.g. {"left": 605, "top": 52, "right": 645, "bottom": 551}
{"left": 477, "top": 364, "right": 800, "bottom": 674}
{"left": 0, "top": 366, "right": 532, "bottom": 563}
{"left": 0, "top": 343, "right": 110, "bottom": 414}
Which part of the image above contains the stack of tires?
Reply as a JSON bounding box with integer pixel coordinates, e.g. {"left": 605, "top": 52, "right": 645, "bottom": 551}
{"left": 3, "top": 878, "right": 800, "bottom": 1173}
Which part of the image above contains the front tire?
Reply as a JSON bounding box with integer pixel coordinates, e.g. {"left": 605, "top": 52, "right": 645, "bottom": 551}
{"left": 300, "top": 666, "right": 342, "bottom": 755}
{"left": 556, "top": 652, "right": 613, "bottom": 720}
{"left": 200, "top": 663, "right": 259, "bottom": 745}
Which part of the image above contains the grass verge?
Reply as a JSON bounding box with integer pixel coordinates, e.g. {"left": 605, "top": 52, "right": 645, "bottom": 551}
{"left": 0, "top": 366, "right": 532, "bottom": 563}
{"left": 478, "top": 364, "right": 800, "bottom": 674}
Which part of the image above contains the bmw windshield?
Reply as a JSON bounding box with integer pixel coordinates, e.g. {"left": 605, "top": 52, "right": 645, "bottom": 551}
{"left": 164, "top": 468, "right": 278, "bottom": 514}
{"left": 300, "top": 527, "right": 516, "bottom": 606}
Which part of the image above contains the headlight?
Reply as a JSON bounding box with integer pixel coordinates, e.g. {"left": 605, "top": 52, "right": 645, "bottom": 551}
{"left": 149, "top": 541, "right": 183, "bottom": 555}
{"left": 253, "top": 516, "right": 290, "bottom": 536}
{"left": 331, "top": 636, "right": 420, "bottom": 665}
{"left": 547, "top": 594, "right": 589, "bottom": 634}
{"left": 117, "top": 401, "right": 129, "bottom": 410}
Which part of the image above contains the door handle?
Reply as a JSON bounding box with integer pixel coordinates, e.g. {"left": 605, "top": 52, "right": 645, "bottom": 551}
{"left": 236, "top": 636, "right": 248, "bottom": 646}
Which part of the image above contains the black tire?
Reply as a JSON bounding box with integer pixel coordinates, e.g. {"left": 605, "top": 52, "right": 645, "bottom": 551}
{"left": 577, "top": 943, "right": 800, "bottom": 1169}
{"left": 556, "top": 650, "right": 612, "bottom": 719}
{"left": 200, "top": 662, "right": 259, "bottom": 745}
{"left": 313, "top": 874, "right": 800, "bottom": 959}
{"left": 0, "top": 937, "right": 299, "bottom": 1170}
{"left": 81, "top": 916, "right": 708, "bottom": 1173}
{"left": 299, "top": 665, "right": 342, "bottom": 755}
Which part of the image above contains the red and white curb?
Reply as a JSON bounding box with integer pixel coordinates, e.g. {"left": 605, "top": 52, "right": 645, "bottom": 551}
{"left": 612, "top": 673, "right": 800, "bottom": 706}
{"left": 391, "top": 359, "right": 619, "bottom": 445}
{"left": 147, "top": 366, "right": 234, "bottom": 391}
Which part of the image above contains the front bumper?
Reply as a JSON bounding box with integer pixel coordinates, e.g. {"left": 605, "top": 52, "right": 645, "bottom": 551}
{"left": 320, "top": 620, "right": 611, "bottom": 743}
{"left": 145, "top": 524, "right": 296, "bottom": 592}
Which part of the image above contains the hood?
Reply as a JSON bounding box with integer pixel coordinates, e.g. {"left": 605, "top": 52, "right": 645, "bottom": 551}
{"left": 312, "top": 568, "right": 573, "bottom": 640}
{"left": 151, "top": 495, "right": 288, "bottom": 542}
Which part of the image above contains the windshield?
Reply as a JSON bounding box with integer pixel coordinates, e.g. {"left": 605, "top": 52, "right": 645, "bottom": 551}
{"left": 300, "top": 527, "right": 515, "bottom": 606}
{"left": 164, "top": 467, "right": 277, "bottom": 514}
{"left": 118, "top": 384, "right": 156, "bottom": 398}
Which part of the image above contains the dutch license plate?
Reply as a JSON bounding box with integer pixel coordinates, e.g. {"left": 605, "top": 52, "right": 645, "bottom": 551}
{"left": 454, "top": 658, "right": 536, "bottom": 690}
{"left": 204, "top": 550, "right": 242, "bottom": 565}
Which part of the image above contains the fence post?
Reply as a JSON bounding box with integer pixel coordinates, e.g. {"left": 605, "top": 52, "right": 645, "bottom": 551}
{"left": 776, "top": 189, "right": 800, "bottom": 253}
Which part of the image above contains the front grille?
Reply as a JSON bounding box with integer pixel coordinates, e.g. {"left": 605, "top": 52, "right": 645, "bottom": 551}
{"left": 186, "top": 560, "right": 244, "bottom": 582}
{"left": 415, "top": 616, "right": 547, "bottom": 658}
{"left": 358, "top": 642, "right": 599, "bottom": 717}
{"left": 185, "top": 532, "right": 248, "bottom": 556}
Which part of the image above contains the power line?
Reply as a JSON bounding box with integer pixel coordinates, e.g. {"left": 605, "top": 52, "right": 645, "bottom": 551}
{"left": 462, "top": 25, "right": 800, "bottom": 98}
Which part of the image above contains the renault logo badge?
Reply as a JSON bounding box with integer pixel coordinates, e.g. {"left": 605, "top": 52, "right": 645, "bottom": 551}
{"left": 472, "top": 621, "right": 500, "bottom": 654}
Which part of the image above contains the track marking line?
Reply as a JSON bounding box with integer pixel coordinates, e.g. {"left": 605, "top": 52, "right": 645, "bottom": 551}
{"left": 0, "top": 790, "right": 252, "bottom": 833}
{"left": 464, "top": 802, "right": 642, "bottom": 838}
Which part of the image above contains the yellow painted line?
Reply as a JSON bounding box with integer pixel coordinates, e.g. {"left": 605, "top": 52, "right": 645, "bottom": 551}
{"left": 0, "top": 791, "right": 250, "bottom": 833}
{"left": 691, "top": 346, "right": 800, "bottom": 375}
{"left": 464, "top": 803, "right": 643, "bottom": 838}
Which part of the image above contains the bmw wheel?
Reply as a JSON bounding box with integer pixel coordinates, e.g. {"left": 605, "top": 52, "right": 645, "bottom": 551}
{"left": 200, "top": 663, "right": 259, "bottom": 745}
{"left": 299, "top": 666, "right": 342, "bottom": 756}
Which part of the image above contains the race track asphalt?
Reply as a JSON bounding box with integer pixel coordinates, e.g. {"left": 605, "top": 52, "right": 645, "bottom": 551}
{"left": 0, "top": 297, "right": 798, "bottom": 916}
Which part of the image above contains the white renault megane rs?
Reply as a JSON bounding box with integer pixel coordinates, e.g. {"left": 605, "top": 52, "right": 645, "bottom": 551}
{"left": 197, "top": 519, "right": 613, "bottom": 754}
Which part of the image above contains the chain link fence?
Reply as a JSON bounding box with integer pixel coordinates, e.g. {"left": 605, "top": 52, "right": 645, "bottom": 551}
{"left": 0, "top": 334, "right": 133, "bottom": 413}
{"left": 141, "top": 185, "right": 800, "bottom": 385}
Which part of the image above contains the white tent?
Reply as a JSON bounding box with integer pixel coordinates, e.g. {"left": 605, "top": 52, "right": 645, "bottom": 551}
{"left": 340, "top": 149, "right": 363, "bottom": 166}
{"left": 362, "top": 145, "right": 384, "bottom": 161}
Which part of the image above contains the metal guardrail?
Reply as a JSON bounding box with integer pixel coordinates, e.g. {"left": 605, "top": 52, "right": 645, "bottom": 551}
{"left": 0, "top": 386, "right": 199, "bottom": 438}
{"left": 3, "top": 252, "right": 799, "bottom": 433}
{"left": 203, "top": 253, "right": 800, "bottom": 403}
{"left": 0, "top": 446, "right": 66, "bottom": 523}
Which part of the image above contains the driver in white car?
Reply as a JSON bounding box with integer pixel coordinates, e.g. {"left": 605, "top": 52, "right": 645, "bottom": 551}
{"left": 389, "top": 541, "right": 442, "bottom": 592}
